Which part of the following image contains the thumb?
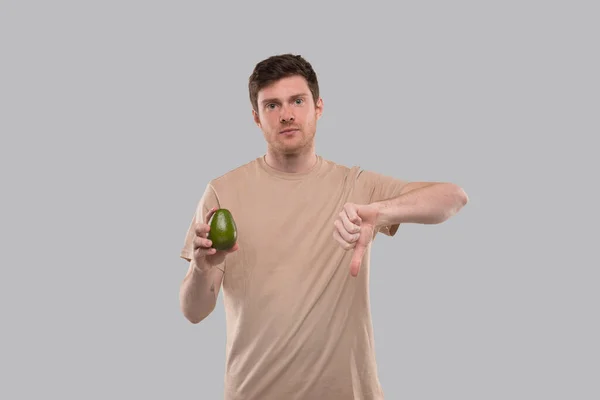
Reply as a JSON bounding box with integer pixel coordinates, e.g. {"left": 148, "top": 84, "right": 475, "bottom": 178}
{"left": 205, "top": 207, "right": 218, "bottom": 224}
{"left": 350, "top": 242, "right": 366, "bottom": 277}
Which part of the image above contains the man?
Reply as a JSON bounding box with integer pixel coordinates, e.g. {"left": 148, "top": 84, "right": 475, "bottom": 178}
{"left": 179, "top": 54, "right": 468, "bottom": 400}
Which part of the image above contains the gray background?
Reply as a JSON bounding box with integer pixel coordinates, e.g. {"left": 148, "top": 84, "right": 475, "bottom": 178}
{"left": 1, "top": 1, "right": 598, "bottom": 399}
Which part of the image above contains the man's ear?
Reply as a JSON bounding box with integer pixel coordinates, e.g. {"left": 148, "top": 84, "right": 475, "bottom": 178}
{"left": 252, "top": 109, "right": 261, "bottom": 127}
{"left": 315, "top": 97, "right": 324, "bottom": 120}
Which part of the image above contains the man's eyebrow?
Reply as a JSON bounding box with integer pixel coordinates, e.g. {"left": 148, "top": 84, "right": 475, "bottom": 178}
{"left": 260, "top": 93, "right": 310, "bottom": 105}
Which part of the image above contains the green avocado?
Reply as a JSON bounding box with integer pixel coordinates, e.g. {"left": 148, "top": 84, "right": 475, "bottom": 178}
{"left": 207, "top": 209, "right": 238, "bottom": 251}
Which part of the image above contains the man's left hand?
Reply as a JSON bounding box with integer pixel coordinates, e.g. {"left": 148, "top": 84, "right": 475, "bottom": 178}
{"left": 333, "top": 202, "right": 380, "bottom": 277}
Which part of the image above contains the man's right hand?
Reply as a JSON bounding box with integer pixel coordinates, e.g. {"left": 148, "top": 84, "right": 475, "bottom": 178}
{"left": 193, "top": 207, "right": 239, "bottom": 268}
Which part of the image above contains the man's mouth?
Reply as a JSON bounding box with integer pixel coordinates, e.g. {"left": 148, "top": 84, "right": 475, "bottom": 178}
{"left": 280, "top": 128, "right": 299, "bottom": 134}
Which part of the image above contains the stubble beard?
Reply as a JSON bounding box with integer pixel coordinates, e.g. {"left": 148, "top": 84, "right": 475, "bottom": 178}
{"left": 276, "top": 127, "right": 316, "bottom": 156}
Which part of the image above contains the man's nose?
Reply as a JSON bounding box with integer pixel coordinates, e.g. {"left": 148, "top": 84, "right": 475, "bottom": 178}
{"left": 280, "top": 106, "right": 294, "bottom": 123}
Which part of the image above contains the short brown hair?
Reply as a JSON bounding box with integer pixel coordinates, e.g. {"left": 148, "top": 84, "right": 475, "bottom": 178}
{"left": 248, "top": 54, "right": 320, "bottom": 113}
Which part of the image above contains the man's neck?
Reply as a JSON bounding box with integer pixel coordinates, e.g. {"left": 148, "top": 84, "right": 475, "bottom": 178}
{"left": 264, "top": 148, "right": 318, "bottom": 174}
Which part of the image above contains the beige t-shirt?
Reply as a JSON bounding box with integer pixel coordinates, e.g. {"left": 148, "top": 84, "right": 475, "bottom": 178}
{"left": 180, "top": 155, "right": 408, "bottom": 400}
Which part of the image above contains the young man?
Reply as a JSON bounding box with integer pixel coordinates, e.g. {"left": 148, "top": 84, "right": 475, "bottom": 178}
{"left": 179, "top": 54, "right": 468, "bottom": 400}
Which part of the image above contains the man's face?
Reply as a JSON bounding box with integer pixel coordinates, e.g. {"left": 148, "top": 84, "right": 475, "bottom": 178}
{"left": 253, "top": 75, "right": 323, "bottom": 155}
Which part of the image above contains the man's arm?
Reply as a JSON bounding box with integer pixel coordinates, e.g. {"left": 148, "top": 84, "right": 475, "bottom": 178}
{"left": 179, "top": 260, "right": 224, "bottom": 324}
{"left": 373, "top": 182, "right": 469, "bottom": 226}
{"left": 179, "top": 184, "right": 230, "bottom": 324}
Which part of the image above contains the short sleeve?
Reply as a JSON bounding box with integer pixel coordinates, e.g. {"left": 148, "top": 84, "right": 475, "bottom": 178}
{"left": 355, "top": 169, "right": 409, "bottom": 237}
{"left": 180, "top": 183, "right": 221, "bottom": 262}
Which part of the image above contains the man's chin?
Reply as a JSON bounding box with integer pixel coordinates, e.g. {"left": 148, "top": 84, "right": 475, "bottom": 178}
{"left": 276, "top": 144, "right": 304, "bottom": 155}
{"left": 270, "top": 135, "right": 313, "bottom": 155}
{"left": 277, "top": 138, "right": 300, "bottom": 149}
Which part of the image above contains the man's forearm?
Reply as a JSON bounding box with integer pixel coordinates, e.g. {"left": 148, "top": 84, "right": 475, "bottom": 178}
{"left": 179, "top": 261, "right": 223, "bottom": 324}
{"left": 374, "top": 183, "right": 468, "bottom": 226}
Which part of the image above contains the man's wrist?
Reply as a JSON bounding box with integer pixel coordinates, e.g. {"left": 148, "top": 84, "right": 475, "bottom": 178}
{"left": 192, "top": 258, "right": 211, "bottom": 274}
{"left": 372, "top": 199, "right": 409, "bottom": 227}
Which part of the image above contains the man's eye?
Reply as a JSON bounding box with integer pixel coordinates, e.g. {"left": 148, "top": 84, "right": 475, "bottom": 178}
{"left": 295, "top": 99, "right": 304, "bottom": 105}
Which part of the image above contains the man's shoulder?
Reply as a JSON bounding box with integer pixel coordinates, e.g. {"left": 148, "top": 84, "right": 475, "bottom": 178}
{"left": 321, "top": 157, "right": 364, "bottom": 177}
{"left": 324, "top": 158, "right": 394, "bottom": 180}
{"left": 207, "top": 157, "right": 261, "bottom": 188}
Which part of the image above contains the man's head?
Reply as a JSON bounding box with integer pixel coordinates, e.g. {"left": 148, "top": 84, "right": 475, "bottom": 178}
{"left": 249, "top": 54, "right": 323, "bottom": 156}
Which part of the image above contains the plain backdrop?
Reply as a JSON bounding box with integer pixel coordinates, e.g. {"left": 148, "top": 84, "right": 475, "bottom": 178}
{"left": 1, "top": 1, "right": 598, "bottom": 399}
